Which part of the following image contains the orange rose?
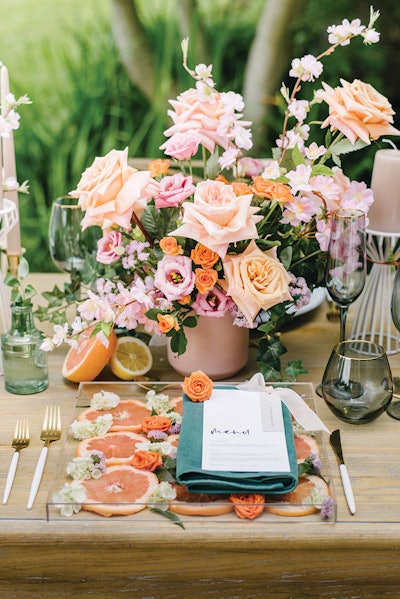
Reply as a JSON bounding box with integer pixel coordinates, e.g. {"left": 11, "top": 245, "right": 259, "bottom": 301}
{"left": 178, "top": 294, "right": 192, "bottom": 305}
{"left": 191, "top": 243, "right": 220, "bottom": 269}
{"left": 141, "top": 415, "right": 172, "bottom": 433}
{"left": 250, "top": 177, "right": 294, "bottom": 203}
{"left": 159, "top": 237, "right": 184, "bottom": 256}
{"left": 182, "top": 370, "right": 213, "bottom": 402}
{"left": 231, "top": 181, "right": 251, "bottom": 196}
{"left": 157, "top": 313, "right": 179, "bottom": 333}
{"left": 230, "top": 494, "right": 265, "bottom": 520}
{"left": 131, "top": 450, "right": 163, "bottom": 472}
{"left": 221, "top": 240, "right": 292, "bottom": 324}
{"left": 148, "top": 158, "right": 170, "bottom": 177}
{"left": 195, "top": 268, "right": 219, "bottom": 294}
{"left": 215, "top": 174, "right": 230, "bottom": 184}
{"left": 318, "top": 78, "right": 400, "bottom": 144}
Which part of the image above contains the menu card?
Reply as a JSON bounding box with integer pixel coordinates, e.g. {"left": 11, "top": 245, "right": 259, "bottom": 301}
{"left": 202, "top": 389, "right": 290, "bottom": 473}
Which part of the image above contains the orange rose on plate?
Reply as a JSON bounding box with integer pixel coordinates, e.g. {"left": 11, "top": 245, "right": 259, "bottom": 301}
{"left": 183, "top": 370, "right": 213, "bottom": 402}
{"left": 131, "top": 450, "right": 163, "bottom": 472}
{"left": 230, "top": 494, "right": 265, "bottom": 520}
{"left": 221, "top": 240, "right": 292, "bottom": 324}
{"left": 141, "top": 415, "right": 172, "bottom": 433}
{"left": 318, "top": 79, "right": 400, "bottom": 145}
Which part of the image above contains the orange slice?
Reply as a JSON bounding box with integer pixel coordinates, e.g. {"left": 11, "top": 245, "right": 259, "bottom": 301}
{"left": 168, "top": 484, "right": 234, "bottom": 517}
{"left": 81, "top": 465, "right": 158, "bottom": 516}
{"left": 77, "top": 399, "right": 152, "bottom": 433}
{"left": 265, "top": 475, "right": 330, "bottom": 517}
{"left": 62, "top": 326, "right": 117, "bottom": 383}
{"left": 76, "top": 431, "right": 145, "bottom": 466}
{"left": 294, "top": 433, "right": 320, "bottom": 464}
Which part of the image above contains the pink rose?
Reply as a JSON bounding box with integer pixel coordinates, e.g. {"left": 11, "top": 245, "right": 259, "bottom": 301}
{"left": 154, "top": 174, "right": 195, "bottom": 209}
{"left": 161, "top": 132, "right": 200, "bottom": 160}
{"left": 318, "top": 79, "right": 400, "bottom": 144}
{"left": 154, "top": 255, "right": 195, "bottom": 301}
{"left": 170, "top": 180, "right": 262, "bottom": 258}
{"left": 70, "top": 147, "right": 159, "bottom": 230}
{"left": 96, "top": 231, "right": 124, "bottom": 264}
{"left": 191, "top": 286, "right": 234, "bottom": 317}
{"left": 221, "top": 240, "right": 292, "bottom": 324}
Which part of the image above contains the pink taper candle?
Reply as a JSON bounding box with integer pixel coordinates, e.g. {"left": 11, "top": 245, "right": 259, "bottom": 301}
{"left": 0, "top": 64, "right": 21, "bottom": 255}
{"left": 368, "top": 149, "right": 400, "bottom": 234}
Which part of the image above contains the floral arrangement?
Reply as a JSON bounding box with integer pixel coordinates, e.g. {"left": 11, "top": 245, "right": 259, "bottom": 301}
{"left": 42, "top": 7, "right": 399, "bottom": 379}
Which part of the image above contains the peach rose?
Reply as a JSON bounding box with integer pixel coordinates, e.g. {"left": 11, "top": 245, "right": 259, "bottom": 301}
{"left": 183, "top": 370, "right": 213, "bottom": 402}
{"left": 318, "top": 79, "right": 400, "bottom": 145}
{"left": 250, "top": 178, "right": 294, "bottom": 203}
{"left": 222, "top": 240, "right": 292, "bottom": 324}
{"left": 195, "top": 268, "right": 219, "bottom": 294}
{"left": 230, "top": 494, "right": 265, "bottom": 520}
{"left": 157, "top": 313, "right": 179, "bottom": 334}
{"left": 148, "top": 158, "right": 170, "bottom": 177}
{"left": 191, "top": 243, "right": 220, "bottom": 269}
{"left": 141, "top": 415, "right": 172, "bottom": 433}
{"left": 131, "top": 450, "right": 163, "bottom": 472}
{"left": 231, "top": 181, "right": 251, "bottom": 196}
{"left": 170, "top": 180, "right": 262, "bottom": 258}
{"left": 70, "top": 147, "right": 160, "bottom": 230}
{"left": 159, "top": 237, "right": 184, "bottom": 256}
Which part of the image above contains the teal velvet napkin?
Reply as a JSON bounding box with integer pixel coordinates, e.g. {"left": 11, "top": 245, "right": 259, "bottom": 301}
{"left": 176, "top": 387, "right": 298, "bottom": 494}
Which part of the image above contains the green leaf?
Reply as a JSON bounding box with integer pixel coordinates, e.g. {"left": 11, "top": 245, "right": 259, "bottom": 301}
{"left": 257, "top": 335, "right": 287, "bottom": 371}
{"left": 279, "top": 245, "right": 292, "bottom": 269}
{"left": 18, "top": 256, "right": 30, "bottom": 279}
{"left": 331, "top": 137, "right": 369, "bottom": 157}
{"left": 292, "top": 144, "right": 305, "bottom": 166}
{"left": 183, "top": 315, "right": 198, "bottom": 328}
{"left": 205, "top": 151, "right": 220, "bottom": 179}
{"left": 284, "top": 359, "right": 308, "bottom": 381}
{"left": 256, "top": 361, "right": 282, "bottom": 382}
{"left": 150, "top": 507, "right": 185, "bottom": 529}
{"left": 311, "top": 164, "right": 333, "bottom": 177}
{"left": 170, "top": 329, "right": 187, "bottom": 355}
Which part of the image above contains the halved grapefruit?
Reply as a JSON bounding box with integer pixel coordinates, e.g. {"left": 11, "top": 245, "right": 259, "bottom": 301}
{"left": 62, "top": 326, "right": 117, "bottom": 383}
{"left": 76, "top": 431, "right": 145, "bottom": 466}
{"left": 168, "top": 484, "right": 234, "bottom": 517}
{"left": 81, "top": 465, "right": 158, "bottom": 516}
{"left": 265, "top": 474, "right": 330, "bottom": 517}
{"left": 77, "top": 399, "right": 152, "bottom": 433}
{"left": 294, "top": 433, "right": 320, "bottom": 464}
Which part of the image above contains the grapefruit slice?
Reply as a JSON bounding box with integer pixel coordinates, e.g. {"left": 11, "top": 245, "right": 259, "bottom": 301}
{"left": 168, "top": 484, "right": 234, "bottom": 517}
{"left": 109, "top": 336, "right": 153, "bottom": 380}
{"left": 62, "top": 326, "right": 117, "bottom": 383}
{"left": 294, "top": 433, "right": 320, "bottom": 464}
{"left": 265, "top": 475, "right": 330, "bottom": 517}
{"left": 169, "top": 396, "right": 183, "bottom": 414}
{"left": 81, "top": 465, "right": 158, "bottom": 516}
{"left": 77, "top": 399, "right": 152, "bottom": 433}
{"left": 76, "top": 431, "right": 145, "bottom": 466}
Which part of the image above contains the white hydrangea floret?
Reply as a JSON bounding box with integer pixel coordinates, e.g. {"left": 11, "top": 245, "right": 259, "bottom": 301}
{"left": 136, "top": 440, "right": 177, "bottom": 459}
{"left": 52, "top": 481, "right": 87, "bottom": 517}
{"left": 145, "top": 390, "right": 171, "bottom": 413}
{"left": 90, "top": 390, "right": 120, "bottom": 410}
{"left": 69, "top": 413, "right": 113, "bottom": 440}
{"left": 147, "top": 481, "right": 177, "bottom": 511}
{"left": 65, "top": 456, "right": 103, "bottom": 480}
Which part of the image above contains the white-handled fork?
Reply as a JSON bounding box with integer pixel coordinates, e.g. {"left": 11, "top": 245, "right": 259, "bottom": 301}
{"left": 3, "top": 419, "right": 30, "bottom": 505}
{"left": 27, "top": 406, "right": 61, "bottom": 510}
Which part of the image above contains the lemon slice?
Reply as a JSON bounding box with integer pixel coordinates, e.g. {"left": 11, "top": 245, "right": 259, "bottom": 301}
{"left": 109, "top": 336, "right": 153, "bottom": 380}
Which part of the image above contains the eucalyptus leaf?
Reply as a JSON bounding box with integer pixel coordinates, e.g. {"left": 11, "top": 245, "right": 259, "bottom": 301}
{"left": 150, "top": 507, "right": 185, "bottom": 529}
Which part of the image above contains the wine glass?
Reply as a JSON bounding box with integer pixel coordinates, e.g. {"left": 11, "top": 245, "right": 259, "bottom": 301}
{"left": 326, "top": 209, "right": 367, "bottom": 342}
{"left": 48, "top": 196, "right": 100, "bottom": 289}
{"left": 386, "top": 264, "right": 400, "bottom": 419}
{"left": 322, "top": 340, "right": 393, "bottom": 424}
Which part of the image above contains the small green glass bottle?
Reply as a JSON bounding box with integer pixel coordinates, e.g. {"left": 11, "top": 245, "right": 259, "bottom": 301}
{"left": 1, "top": 303, "right": 49, "bottom": 394}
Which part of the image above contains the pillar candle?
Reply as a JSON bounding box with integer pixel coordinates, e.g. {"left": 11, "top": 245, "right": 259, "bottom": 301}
{"left": 368, "top": 149, "right": 400, "bottom": 234}
{"left": 0, "top": 65, "right": 21, "bottom": 255}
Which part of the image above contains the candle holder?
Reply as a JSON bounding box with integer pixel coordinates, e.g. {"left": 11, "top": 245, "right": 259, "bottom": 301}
{"left": 349, "top": 230, "right": 400, "bottom": 355}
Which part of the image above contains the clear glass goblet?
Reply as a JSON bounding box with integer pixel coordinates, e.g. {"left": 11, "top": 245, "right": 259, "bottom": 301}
{"left": 48, "top": 196, "right": 100, "bottom": 284}
{"left": 386, "top": 264, "right": 400, "bottom": 419}
{"left": 326, "top": 208, "right": 367, "bottom": 342}
{"left": 322, "top": 340, "right": 393, "bottom": 424}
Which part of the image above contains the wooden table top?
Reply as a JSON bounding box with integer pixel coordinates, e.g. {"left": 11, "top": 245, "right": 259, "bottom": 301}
{"left": 1, "top": 273, "right": 400, "bottom": 598}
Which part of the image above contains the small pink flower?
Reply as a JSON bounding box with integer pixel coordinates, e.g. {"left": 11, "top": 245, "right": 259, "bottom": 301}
{"left": 154, "top": 255, "right": 195, "bottom": 301}
{"left": 155, "top": 173, "right": 195, "bottom": 209}
{"left": 191, "top": 286, "right": 234, "bottom": 317}
{"left": 96, "top": 231, "right": 124, "bottom": 264}
{"left": 161, "top": 132, "right": 200, "bottom": 160}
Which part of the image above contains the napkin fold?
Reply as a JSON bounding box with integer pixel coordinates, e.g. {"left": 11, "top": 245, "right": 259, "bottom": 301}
{"left": 176, "top": 385, "right": 298, "bottom": 495}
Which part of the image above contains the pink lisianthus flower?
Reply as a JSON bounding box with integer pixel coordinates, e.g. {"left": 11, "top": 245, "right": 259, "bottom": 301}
{"left": 154, "top": 255, "right": 195, "bottom": 301}
{"left": 236, "top": 157, "right": 266, "bottom": 178}
{"left": 191, "top": 286, "right": 234, "bottom": 317}
{"left": 161, "top": 132, "right": 201, "bottom": 160}
{"left": 96, "top": 231, "right": 124, "bottom": 264}
{"left": 170, "top": 179, "right": 262, "bottom": 258}
{"left": 155, "top": 173, "right": 196, "bottom": 209}
{"left": 281, "top": 194, "right": 318, "bottom": 227}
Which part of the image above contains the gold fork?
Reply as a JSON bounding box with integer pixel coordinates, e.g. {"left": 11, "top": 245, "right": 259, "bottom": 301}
{"left": 3, "top": 419, "right": 30, "bottom": 505}
{"left": 27, "top": 405, "right": 61, "bottom": 510}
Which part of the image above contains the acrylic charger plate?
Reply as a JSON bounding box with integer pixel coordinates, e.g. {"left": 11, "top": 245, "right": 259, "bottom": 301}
{"left": 46, "top": 381, "right": 337, "bottom": 524}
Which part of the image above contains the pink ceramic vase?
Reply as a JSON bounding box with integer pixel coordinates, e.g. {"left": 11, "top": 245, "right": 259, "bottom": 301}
{"left": 167, "top": 312, "right": 249, "bottom": 380}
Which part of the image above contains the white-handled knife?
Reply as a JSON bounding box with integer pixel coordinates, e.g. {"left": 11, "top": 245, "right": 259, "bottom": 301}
{"left": 330, "top": 429, "right": 356, "bottom": 515}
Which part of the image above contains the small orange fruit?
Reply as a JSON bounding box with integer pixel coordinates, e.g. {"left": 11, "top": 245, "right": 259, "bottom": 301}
{"left": 62, "top": 326, "right": 117, "bottom": 383}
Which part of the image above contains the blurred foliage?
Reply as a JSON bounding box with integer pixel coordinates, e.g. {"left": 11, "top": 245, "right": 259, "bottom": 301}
{"left": 7, "top": 0, "right": 400, "bottom": 271}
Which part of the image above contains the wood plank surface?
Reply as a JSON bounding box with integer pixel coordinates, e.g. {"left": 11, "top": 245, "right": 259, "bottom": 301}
{"left": 1, "top": 274, "right": 400, "bottom": 598}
